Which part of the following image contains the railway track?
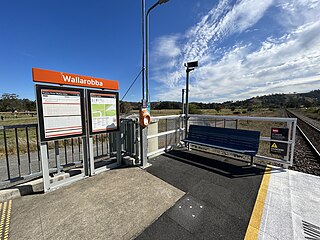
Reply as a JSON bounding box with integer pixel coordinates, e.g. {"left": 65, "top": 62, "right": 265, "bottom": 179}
{"left": 286, "top": 110, "right": 320, "bottom": 175}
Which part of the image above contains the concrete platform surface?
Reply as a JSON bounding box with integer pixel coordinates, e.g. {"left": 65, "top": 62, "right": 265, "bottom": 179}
{"left": 5, "top": 167, "right": 184, "bottom": 240}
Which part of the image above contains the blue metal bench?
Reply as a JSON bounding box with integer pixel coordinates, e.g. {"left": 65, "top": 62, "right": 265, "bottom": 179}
{"left": 182, "top": 125, "right": 261, "bottom": 165}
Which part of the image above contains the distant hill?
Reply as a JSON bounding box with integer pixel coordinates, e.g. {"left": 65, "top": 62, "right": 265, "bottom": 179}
{"left": 1, "top": 90, "right": 319, "bottom": 113}
{"left": 145, "top": 89, "right": 320, "bottom": 110}
{"left": 238, "top": 90, "right": 320, "bottom": 109}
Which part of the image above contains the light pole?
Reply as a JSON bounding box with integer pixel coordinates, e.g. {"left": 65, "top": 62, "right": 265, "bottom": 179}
{"left": 184, "top": 61, "right": 198, "bottom": 139}
{"left": 182, "top": 89, "right": 185, "bottom": 115}
{"left": 140, "top": 0, "right": 170, "bottom": 168}
{"left": 145, "top": 0, "right": 170, "bottom": 102}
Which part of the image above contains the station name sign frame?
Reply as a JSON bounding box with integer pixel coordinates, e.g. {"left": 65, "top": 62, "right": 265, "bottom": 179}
{"left": 33, "top": 68, "right": 119, "bottom": 90}
{"left": 33, "top": 68, "right": 120, "bottom": 142}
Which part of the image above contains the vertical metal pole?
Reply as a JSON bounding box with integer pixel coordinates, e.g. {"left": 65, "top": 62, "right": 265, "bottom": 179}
{"left": 116, "top": 127, "right": 122, "bottom": 166}
{"left": 165, "top": 118, "right": 168, "bottom": 151}
{"left": 101, "top": 134, "right": 104, "bottom": 155}
{"left": 64, "top": 139, "right": 67, "bottom": 164}
{"left": 78, "top": 137, "right": 81, "bottom": 162}
{"left": 89, "top": 137, "right": 95, "bottom": 175}
{"left": 14, "top": 128, "right": 21, "bottom": 177}
{"left": 36, "top": 128, "right": 41, "bottom": 171}
{"left": 96, "top": 135, "right": 98, "bottom": 157}
{"left": 290, "top": 119, "right": 297, "bottom": 166}
{"left": 41, "top": 142, "right": 50, "bottom": 192}
{"left": 26, "top": 127, "right": 31, "bottom": 174}
{"left": 185, "top": 69, "right": 190, "bottom": 139}
{"left": 145, "top": 2, "right": 159, "bottom": 102}
{"left": 142, "top": 0, "right": 145, "bottom": 99}
{"left": 3, "top": 128, "right": 11, "bottom": 180}
{"left": 82, "top": 136, "right": 89, "bottom": 176}
{"left": 284, "top": 121, "right": 291, "bottom": 166}
{"left": 71, "top": 138, "right": 74, "bottom": 162}
{"left": 54, "top": 141, "right": 61, "bottom": 174}
{"left": 140, "top": 127, "right": 148, "bottom": 167}
{"left": 182, "top": 89, "right": 185, "bottom": 115}
{"left": 140, "top": 0, "right": 149, "bottom": 168}
{"left": 83, "top": 89, "right": 90, "bottom": 176}
{"left": 46, "top": 142, "right": 49, "bottom": 159}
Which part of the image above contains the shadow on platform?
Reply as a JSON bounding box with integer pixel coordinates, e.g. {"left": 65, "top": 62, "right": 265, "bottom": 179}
{"left": 163, "top": 148, "right": 267, "bottom": 178}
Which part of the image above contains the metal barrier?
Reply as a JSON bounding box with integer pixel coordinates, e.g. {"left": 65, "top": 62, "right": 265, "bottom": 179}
{"left": 143, "top": 114, "right": 297, "bottom": 167}
{"left": 189, "top": 115, "right": 297, "bottom": 166}
{"left": 0, "top": 114, "right": 297, "bottom": 188}
{"left": 146, "top": 115, "right": 184, "bottom": 158}
{"left": 1, "top": 124, "right": 41, "bottom": 183}
{"left": 0, "top": 119, "right": 137, "bottom": 188}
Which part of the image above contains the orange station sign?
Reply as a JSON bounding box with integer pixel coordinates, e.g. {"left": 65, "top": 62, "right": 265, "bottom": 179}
{"left": 32, "top": 68, "right": 119, "bottom": 90}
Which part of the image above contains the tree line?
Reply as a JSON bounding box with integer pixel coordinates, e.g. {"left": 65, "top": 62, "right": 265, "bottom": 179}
{"left": 1, "top": 90, "right": 319, "bottom": 114}
{"left": 0, "top": 93, "right": 36, "bottom": 112}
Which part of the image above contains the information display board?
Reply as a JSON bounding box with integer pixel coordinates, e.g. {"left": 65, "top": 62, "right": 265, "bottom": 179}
{"left": 270, "top": 127, "right": 289, "bottom": 156}
{"left": 36, "top": 85, "right": 85, "bottom": 141}
{"left": 87, "top": 90, "right": 119, "bottom": 135}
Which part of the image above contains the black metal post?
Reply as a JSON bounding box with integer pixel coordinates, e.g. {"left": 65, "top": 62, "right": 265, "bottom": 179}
{"left": 182, "top": 89, "right": 185, "bottom": 115}
{"left": 15, "top": 128, "right": 21, "bottom": 177}
{"left": 71, "top": 138, "right": 74, "bottom": 162}
{"left": 26, "top": 127, "right": 31, "bottom": 174}
{"left": 185, "top": 69, "right": 190, "bottom": 139}
{"left": 36, "top": 128, "right": 41, "bottom": 171}
{"left": 3, "top": 128, "right": 10, "bottom": 179}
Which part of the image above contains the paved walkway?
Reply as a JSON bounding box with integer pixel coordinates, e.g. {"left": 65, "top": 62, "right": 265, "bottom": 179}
{"left": 3, "top": 167, "right": 184, "bottom": 240}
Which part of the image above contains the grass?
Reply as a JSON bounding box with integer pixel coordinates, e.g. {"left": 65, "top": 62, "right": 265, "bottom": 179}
{"left": 296, "top": 107, "right": 320, "bottom": 121}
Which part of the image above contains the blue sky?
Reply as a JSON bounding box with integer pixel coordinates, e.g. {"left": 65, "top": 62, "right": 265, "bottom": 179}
{"left": 0, "top": 0, "right": 319, "bottom": 103}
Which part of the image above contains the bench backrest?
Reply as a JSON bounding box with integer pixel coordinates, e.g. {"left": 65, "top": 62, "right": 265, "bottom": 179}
{"left": 188, "top": 125, "right": 260, "bottom": 154}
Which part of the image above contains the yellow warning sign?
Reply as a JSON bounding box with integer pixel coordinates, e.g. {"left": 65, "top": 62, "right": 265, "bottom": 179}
{"left": 271, "top": 143, "right": 278, "bottom": 148}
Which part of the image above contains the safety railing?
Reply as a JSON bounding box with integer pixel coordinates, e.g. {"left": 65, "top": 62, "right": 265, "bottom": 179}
{"left": 189, "top": 115, "right": 297, "bottom": 166}
{"left": 0, "top": 119, "right": 137, "bottom": 188}
{"left": 143, "top": 114, "right": 297, "bottom": 167}
{"left": 0, "top": 114, "right": 297, "bottom": 188}
{"left": 147, "top": 115, "right": 184, "bottom": 158}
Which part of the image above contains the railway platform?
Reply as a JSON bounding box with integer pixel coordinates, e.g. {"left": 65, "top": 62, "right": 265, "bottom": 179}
{"left": 1, "top": 149, "right": 319, "bottom": 240}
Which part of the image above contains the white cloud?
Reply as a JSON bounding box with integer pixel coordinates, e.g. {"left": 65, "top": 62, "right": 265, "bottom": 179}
{"left": 151, "top": 0, "right": 320, "bottom": 102}
{"left": 154, "top": 35, "right": 181, "bottom": 59}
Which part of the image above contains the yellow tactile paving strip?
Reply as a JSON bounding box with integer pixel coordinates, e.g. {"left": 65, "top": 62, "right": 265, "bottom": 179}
{"left": 0, "top": 200, "right": 12, "bottom": 240}
{"left": 244, "top": 165, "right": 272, "bottom": 240}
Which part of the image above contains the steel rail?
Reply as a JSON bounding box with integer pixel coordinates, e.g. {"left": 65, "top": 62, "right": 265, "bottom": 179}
{"left": 287, "top": 110, "right": 320, "bottom": 133}
{"left": 286, "top": 110, "right": 320, "bottom": 159}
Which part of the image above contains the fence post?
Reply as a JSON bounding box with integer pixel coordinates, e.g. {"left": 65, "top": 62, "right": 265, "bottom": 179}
{"left": 2, "top": 127, "right": 10, "bottom": 180}
{"left": 41, "top": 142, "right": 50, "bottom": 192}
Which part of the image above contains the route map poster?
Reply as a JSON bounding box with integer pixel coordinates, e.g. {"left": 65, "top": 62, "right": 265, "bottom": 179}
{"left": 36, "top": 85, "right": 85, "bottom": 141}
{"left": 88, "top": 90, "right": 119, "bottom": 134}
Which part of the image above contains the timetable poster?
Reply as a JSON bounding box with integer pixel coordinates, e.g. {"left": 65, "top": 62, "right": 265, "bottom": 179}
{"left": 40, "top": 88, "right": 84, "bottom": 140}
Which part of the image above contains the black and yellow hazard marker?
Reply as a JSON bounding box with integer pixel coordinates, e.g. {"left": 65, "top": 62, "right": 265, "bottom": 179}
{"left": 0, "top": 200, "right": 12, "bottom": 240}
